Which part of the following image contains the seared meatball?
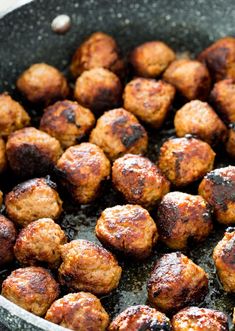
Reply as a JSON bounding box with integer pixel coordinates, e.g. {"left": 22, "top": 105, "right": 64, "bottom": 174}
{"left": 0, "top": 138, "right": 7, "bottom": 173}
{"left": 198, "top": 166, "right": 235, "bottom": 224}
{"left": 40, "top": 100, "right": 95, "bottom": 149}
{"left": 0, "top": 215, "right": 17, "bottom": 266}
{"left": 123, "top": 78, "right": 175, "bottom": 128}
{"left": 58, "top": 239, "right": 122, "bottom": 295}
{"left": 174, "top": 100, "right": 227, "bottom": 146}
{"left": 147, "top": 252, "right": 208, "bottom": 314}
{"left": 56, "top": 142, "right": 110, "bottom": 204}
{"left": 163, "top": 59, "right": 211, "bottom": 100}
{"left": 226, "top": 124, "right": 235, "bottom": 158}
{"left": 74, "top": 68, "right": 122, "bottom": 113}
{"left": 158, "top": 136, "right": 215, "bottom": 187}
{"left": 16, "top": 63, "right": 69, "bottom": 105}
{"left": 1, "top": 267, "right": 59, "bottom": 316}
{"left": 45, "top": 292, "right": 109, "bottom": 331}
{"left": 5, "top": 177, "right": 62, "bottom": 227}
{"left": 108, "top": 305, "right": 171, "bottom": 331}
{"left": 89, "top": 108, "right": 148, "bottom": 161}
{"left": 130, "top": 41, "right": 176, "bottom": 78}
{"left": 6, "top": 127, "right": 62, "bottom": 178}
{"left": 112, "top": 154, "right": 170, "bottom": 208}
{"left": 95, "top": 204, "right": 158, "bottom": 259}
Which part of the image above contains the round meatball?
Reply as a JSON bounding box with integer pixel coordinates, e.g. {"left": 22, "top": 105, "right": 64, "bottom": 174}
{"left": 89, "top": 108, "right": 148, "bottom": 161}
{"left": 226, "top": 124, "right": 235, "bottom": 158}
{"left": 96, "top": 204, "right": 158, "bottom": 259}
{"left": 112, "top": 154, "right": 170, "bottom": 208}
{"left": 108, "top": 305, "right": 171, "bottom": 331}
{"left": 74, "top": 68, "right": 122, "bottom": 113}
{"left": 163, "top": 59, "right": 211, "bottom": 100}
{"left": 16, "top": 63, "right": 69, "bottom": 105}
{"left": 198, "top": 166, "right": 235, "bottom": 224}
{"left": 45, "top": 292, "right": 109, "bottom": 331}
{"left": 56, "top": 142, "right": 110, "bottom": 204}
{"left": 0, "top": 215, "right": 17, "bottom": 266}
{"left": 158, "top": 136, "right": 215, "bottom": 187}
{"left": 70, "top": 32, "right": 124, "bottom": 78}
{"left": 5, "top": 177, "right": 63, "bottom": 227}
{"left": 123, "top": 78, "right": 175, "bottom": 128}
{"left": 130, "top": 41, "right": 176, "bottom": 78}
{"left": 6, "top": 127, "right": 62, "bottom": 178}
{"left": 1, "top": 267, "right": 59, "bottom": 316}
{"left": 174, "top": 100, "right": 227, "bottom": 146}
{"left": 40, "top": 100, "right": 95, "bottom": 149}
{"left": 58, "top": 239, "right": 122, "bottom": 295}
{"left": 0, "top": 138, "right": 7, "bottom": 173}
{"left": 147, "top": 252, "right": 208, "bottom": 314}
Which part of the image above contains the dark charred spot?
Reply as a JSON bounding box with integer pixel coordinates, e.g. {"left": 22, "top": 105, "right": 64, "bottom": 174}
{"left": 153, "top": 289, "right": 161, "bottom": 298}
{"left": 138, "top": 319, "right": 171, "bottom": 331}
{"left": 121, "top": 124, "right": 145, "bottom": 148}
{"left": 206, "top": 172, "right": 233, "bottom": 186}
{"left": 61, "top": 107, "right": 76, "bottom": 124}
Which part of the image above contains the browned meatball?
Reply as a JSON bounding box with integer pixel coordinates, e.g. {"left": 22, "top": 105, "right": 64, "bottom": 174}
{"left": 95, "top": 204, "right": 158, "bottom": 259}
{"left": 58, "top": 239, "right": 122, "bottom": 295}
{"left": 56, "top": 142, "right": 110, "bottom": 204}
{"left": 108, "top": 305, "right": 171, "bottom": 331}
{"left": 89, "top": 108, "right": 148, "bottom": 161}
{"left": 0, "top": 215, "right": 17, "bottom": 266}
{"left": 45, "top": 292, "right": 109, "bottom": 331}
{"left": 123, "top": 78, "right": 175, "bottom": 128}
{"left": 158, "top": 136, "right": 215, "bottom": 187}
{"left": 0, "top": 138, "right": 7, "bottom": 173}
{"left": 112, "top": 154, "right": 170, "bottom": 208}
{"left": 70, "top": 32, "right": 124, "bottom": 78}
{"left": 5, "top": 177, "right": 63, "bottom": 227}
{"left": 130, "top": 41, "right": 176, "bottom": 78}
{"left": 147, "top": 252, "right": 208, "bottom": 314}
{"left": 174, "top": 100, "right": 227, "bottom": 145}
{"left": 16, "top": 63, "right": 69, "bottom": 105}
{"left": 6, "top": 127, "right": 62, "bottom": 178}
{"left": 198, "top": 166, "right": 235, "bottom": 224}
{"left": 163, "top": 59, "right": 211, "bottom": 100}
{"left": 40, "top": 100, "right": 95, "bottom": 149}
{"left": 226, "top": 124, "right": 235, "bottom": 158}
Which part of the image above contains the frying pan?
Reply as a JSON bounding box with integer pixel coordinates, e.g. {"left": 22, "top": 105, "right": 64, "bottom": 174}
{"left": 0, "top": 0, "right": 235, "bottom": 330}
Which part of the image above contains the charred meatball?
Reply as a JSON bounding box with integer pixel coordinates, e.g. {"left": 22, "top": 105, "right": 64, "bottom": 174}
{"left": 158, "top": 136, "right": 215, "bottom": 187}
{"left": 0, "top": 215, "right": 17, "bottom": 266}
{"left": 58, "top": 239, "right": 122, "bottom": 295}
{"left": 40, "top": 100, "right": 95, "bottom": 149}
{"left": 123, "top": 78, "right": 175, "bottom": 128}
{"left": 5, "top": 177, "right": 62, "bottom": 227}
{"left": 198, "top": 166, "right": 235, "bottom": 224}
{"left": 45, "top": 292, "right": 109, "bottom": 331}
{"left": 147, "top": 252, "right": 208, "bottom": 314}
{"left": 0, "top": 138, "right": 7, "bottom": 173}
{"left": 226, "top": 124, "right": 235, "bottom": 158}
{"left": 56, "top": 142, "right": 110, "bottom": 204}
{"left": 1, "top": 267, "right": 59, "bottom": 316}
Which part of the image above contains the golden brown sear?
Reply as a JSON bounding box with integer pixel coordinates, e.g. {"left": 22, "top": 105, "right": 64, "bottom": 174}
{"left": 226, "top": 124, "right": 235, "bottom": 158}
{"left": 0, "top": 138, "right": 7, "bottom": 173}
{"left": 58, "top": 239, "right": 122, "bottom": 295}
{"left": 1, "top": 266, "right": 59, "bottom": 316}
{"left": 45, "top": 292, "right": 109, "bottom": 331}
{"left": 0, "top": 215, "right": 17, "bottom": 267}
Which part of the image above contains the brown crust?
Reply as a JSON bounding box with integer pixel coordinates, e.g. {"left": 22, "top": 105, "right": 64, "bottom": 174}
{"left": 226, "top": 126, "right": 235, "bottom": 158}
{"left": 0, "top": 215, "right": 17, "bottom": 266}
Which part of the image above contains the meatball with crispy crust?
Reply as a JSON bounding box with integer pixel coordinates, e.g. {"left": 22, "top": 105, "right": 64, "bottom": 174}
{"left": 5, "top": 177, "right": 62, "bottom": 227}
{"left": 0, "top": 215, "right": 17, "bottom": 266}
{"left": 147, "top": 252, "right": 208, "bottom": 314}
{"left": 226, "top": 124, "right": 235, "bottom": 158}
{"left": 1, "top": 267, "right": 59, "bottom": 316}
{"left": 158, "top": 136, "right": 215, "bottom": 187}
{"left": 0, "top": 138, "right": 7, "bottom": 173}
{"left": 58, "top": 239, "right": 122, "bottom": 295}
{"left": 45, "top": 292, "right": 109, "bottom": 331}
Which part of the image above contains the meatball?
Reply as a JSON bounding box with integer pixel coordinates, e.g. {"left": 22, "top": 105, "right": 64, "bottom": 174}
{"left": 1, "top": 266, "right": 59, "bottom": 316}
{"left": 112, "top": 154, "right": 170, "bottom": 208}
{"left": 45, "top": 292, "right": 109, "bottom": 331}
{"left": 58, "top": 239, "right": 122, "bottom": 295}
{"left": 0, "top": 138, "right": 7, "bottom": 173}
{"left": 0, "top": 215, "right": 17, "bottom": 266}
{"left": 74, "top": 68, "right": 122, "bottom": 113}
{"left": 158, "top": 136, "right": 215, "bottom": 187}
{"left": 56, "top": 142, "right": 110, "bottom": 204}
{"left": 108, "top": 305, "right": 171, "bottom": 331}
{"left": 40, "top": 100, "right": 95, "bottom": 149}
{"left": 95, "top": 204, "right": 158, "bottom": 259}
{"left": 163, "top": 59, "right": 211, "bottom": 100}
{"left": 123, "top": 78, "right": 175, "bottom": 128}
{"left": 5, "top": 177, "right": 63, "bottom": 227}
{"left": 6, "top": 127, "right": 62, "bottom": 178}
{"left": 174, "top": 100, "right": 227, "bottom": 146}
{"left": 89, "top": 108, "right": 148, "bottom": 161}
{"left": 226, "top": 124, "right": 235, "bottom": 158}
{"left": 130, "top": 41, "right": 176, "bottom": 78}
{"left": 147, "top": 252, "right": 208, "bottom": 314}
{"left": 198, "top": 166, "right": 235, "bottom": 224}
{"left": 16, "top": 63, "right": 69, "bottom": 105}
